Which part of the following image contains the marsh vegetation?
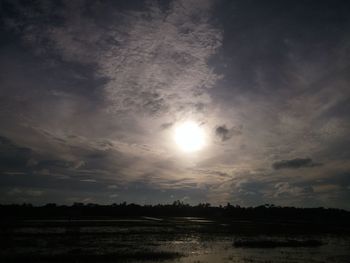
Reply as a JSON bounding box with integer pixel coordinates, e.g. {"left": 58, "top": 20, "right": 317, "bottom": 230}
{"left": 1, "top": 204, "right": 350, "bottom": 262}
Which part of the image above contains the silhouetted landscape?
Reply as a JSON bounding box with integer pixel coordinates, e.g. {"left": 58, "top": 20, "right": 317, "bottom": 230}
{"left": 2, "top": 202, "right": 350, "bottom": 226}
{"left": 1, "top": 203, "right": 350, "bottom": 262}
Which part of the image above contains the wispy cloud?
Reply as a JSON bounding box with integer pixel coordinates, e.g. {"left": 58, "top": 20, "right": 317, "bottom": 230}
{"left": 272, "top": 158, "right": 322, "bottom": 170}
{"left": 7, "top": 0, "right": 222, "bottom": 118}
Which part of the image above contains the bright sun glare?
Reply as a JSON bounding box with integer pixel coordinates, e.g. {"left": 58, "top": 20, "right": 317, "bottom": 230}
{"left": 174, "top": 121, "right": 206, "bottom": 152}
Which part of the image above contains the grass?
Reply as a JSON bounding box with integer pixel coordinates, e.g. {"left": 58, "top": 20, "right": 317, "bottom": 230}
{"left": 0, "top": 250, "right": 183, "bottom": 262}
{"left": 233, "top": 239, "right": 323, "bottom": 248}
{"left": 0, "top": 217, "right": 341, "bottom": 263}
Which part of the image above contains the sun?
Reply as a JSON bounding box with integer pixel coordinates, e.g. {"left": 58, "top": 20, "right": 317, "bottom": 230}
{"left": 174, "top": 121, "right": 206, "bottom": 152}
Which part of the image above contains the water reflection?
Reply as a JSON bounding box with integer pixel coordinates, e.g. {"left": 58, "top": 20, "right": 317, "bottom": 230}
{"left": 1, "top": 217, "right": 350, "bottom": 262}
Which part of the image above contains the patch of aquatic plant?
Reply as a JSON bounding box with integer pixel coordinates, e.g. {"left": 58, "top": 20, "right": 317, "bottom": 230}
{"left": 0, "top": 250, "right": 183, "bottom": 262}
{"left": 233, "top": 239, "right": 323, "bottom": 248}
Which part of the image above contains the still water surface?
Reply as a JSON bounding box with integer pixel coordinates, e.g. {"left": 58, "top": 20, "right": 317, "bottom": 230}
{"left": 1, "top": 217, "right": 350, "bottom": 263}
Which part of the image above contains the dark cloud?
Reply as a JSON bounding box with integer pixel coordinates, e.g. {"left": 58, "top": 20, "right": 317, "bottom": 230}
{"left": 0, "top": 136, "right": 81, "bottom": 180}
{"left": 215, "top": 125, "right": 230, "bottom": 141}
{"left": 192, "top": 168, "right": 231, "bottom": 178}
{"left": 36, "top": 159, "right": 75, "bottom": 169}
{"left": 274, "top": 182, "right": 314, "bottom": 197}
{"left": 272, "top": 158, "right": 322, "bottom": 170}
{"left": 0, "top": 136, "right": 33, "bottom": 171}
{"left": 215, "top": 125, "right": 242, "bottom": 142}
{"left": 160, "top": 122, "right": 173, "bottom": 130}
{"left": 315, "top": 171, "right": 350, "bottom": 186}
{"left": 210, "top": 0, "right": 350, "bottom": 98}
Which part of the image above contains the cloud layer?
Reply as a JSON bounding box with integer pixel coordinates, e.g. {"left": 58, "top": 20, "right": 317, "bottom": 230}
{"left": 272, "top": 158, "right": 322, "bottom": 170}
{"left": 1, "top": 0, "right": 350, "bottom": 209}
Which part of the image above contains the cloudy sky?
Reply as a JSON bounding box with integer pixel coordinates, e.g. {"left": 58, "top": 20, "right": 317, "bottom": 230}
{"left": 1, "top": 0, "right": 350, "bottom": 209}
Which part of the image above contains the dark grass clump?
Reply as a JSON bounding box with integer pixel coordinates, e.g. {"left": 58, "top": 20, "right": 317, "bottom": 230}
{"left": 234, "top": 239, "right": 323, "bottom": 248}
{"left": 0, "top": 250, "right": 183, "bottom": 262}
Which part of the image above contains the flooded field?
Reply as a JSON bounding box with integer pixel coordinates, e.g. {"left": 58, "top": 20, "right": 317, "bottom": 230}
{"left": 1, "top": 217, "right": 350, "bottom": 263}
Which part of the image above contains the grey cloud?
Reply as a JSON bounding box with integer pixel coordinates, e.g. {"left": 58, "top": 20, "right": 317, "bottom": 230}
{"left": 274, "top": 182, "right": 314, "bottom": 198}
{"left": 0, "top": 136, "right": 33, "bottom": 171}
{"left": 36, "top": 159, "right": 76, "bottom": 169}
{"left": 80, "top": 179, "right": 97, "bottom": 183}
{"left": 215, "top": 125, "right": 242, "bottom": 142}
{"left": 3, "top": 0, "right": 222, "bottom": 117}
{"left": 215, "top": 125, "right": 230, "bottom": 141}
{"left": 160, "top": 122, "right": 173, "bottom": 130}
{"left": 107, "top": 185, "right": 118, "bottom": 189}
{"left": 233, "top": 180, "right": 263, "bottom": 195}
{"left": 315, "top": 171, "right": 350, "bottom": 187}
{"left": 222, "top": 178, "right": 268, "bottom": 206}
{"left": 0, "top": 135, "right": 123, "bottom": 187}
{"left": 272, "top": 158, "right": 322, "bottom": 170}
{"left": 100, "top": 0, "right": 222, "bottom": 117}
{"left": 192, "top": 168, "right": 231, "bottom": 178}
{"left": 7, "top": 187, "right": 43, "bottom": 197}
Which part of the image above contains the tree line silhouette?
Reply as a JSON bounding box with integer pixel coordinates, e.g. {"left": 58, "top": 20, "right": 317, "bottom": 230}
{"left": 1, "top": 202, "right": 349, "bottom": 225}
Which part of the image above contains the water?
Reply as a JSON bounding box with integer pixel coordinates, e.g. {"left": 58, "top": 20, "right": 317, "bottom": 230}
{"left": 1, "top": 217, "right": 350, "bottom": 262}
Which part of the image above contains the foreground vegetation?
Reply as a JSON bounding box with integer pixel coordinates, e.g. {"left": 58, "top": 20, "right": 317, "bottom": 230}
{"left": 233, "top": 239, "right": 323, "bottom": 248}
{"left": 0, "top": 210, "right": 349, "bottom": 263}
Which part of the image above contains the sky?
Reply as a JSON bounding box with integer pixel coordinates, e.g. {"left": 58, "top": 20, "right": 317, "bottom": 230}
{"left": 1, "top": 0, "right": 350, "bottom": 209}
